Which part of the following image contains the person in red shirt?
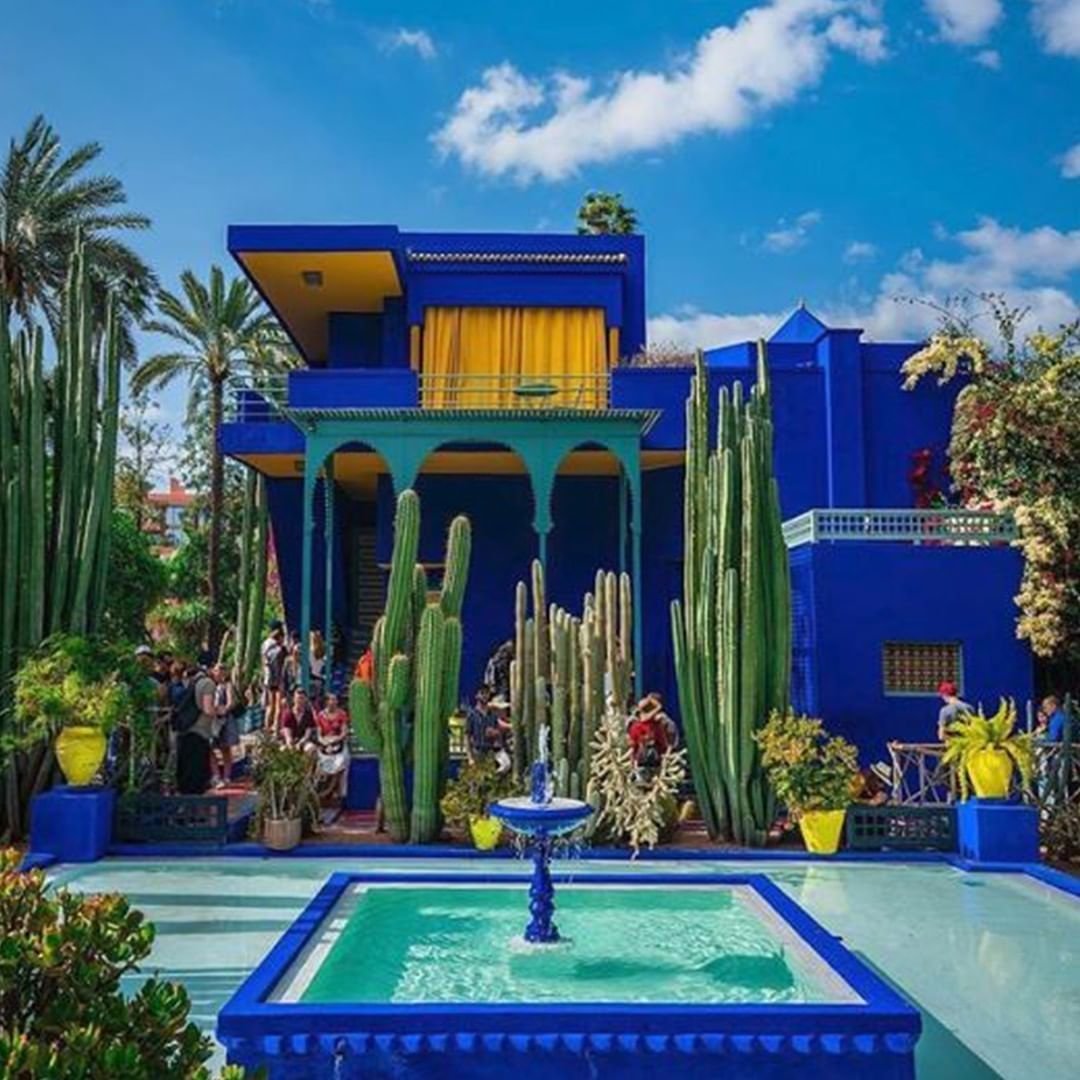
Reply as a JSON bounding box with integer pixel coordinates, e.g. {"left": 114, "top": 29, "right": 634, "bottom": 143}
{"left": 628, "top": 694, "right": 671, "bottom": 776}
{"left": 314, "top": 690, "right": 350, "bottom": 804}
{"left": 279, "top": 688, "right": 316, "bottom": 749}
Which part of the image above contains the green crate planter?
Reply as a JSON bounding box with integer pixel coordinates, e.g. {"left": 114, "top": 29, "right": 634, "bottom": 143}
{"left": 845, "top": 804, "right": 957, "bottom": 852}
{"left": 115, "top": 794, "right": 230, "bottom": 845}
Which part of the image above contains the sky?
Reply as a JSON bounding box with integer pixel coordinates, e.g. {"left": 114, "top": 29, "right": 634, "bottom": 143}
{"left": 2, "top": 0, "right": 1079, "bottom": 461}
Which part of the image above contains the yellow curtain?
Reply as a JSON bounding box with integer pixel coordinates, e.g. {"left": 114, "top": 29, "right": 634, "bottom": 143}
{"left": 421, "top": 307, "right": 608, "bottom": 408}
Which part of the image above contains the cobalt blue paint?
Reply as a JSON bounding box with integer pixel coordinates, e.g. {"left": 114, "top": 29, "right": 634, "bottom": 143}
{"left": 956, "top": 800, "right": 1040, "bottom": 864}
{"left": 217, "top": 872, "right": 921, "bottom": 1079}
{"left": 218, "top": 224, "right": 1033, "bottom": 767}
{"left": 29, "top": 786, "right": 116, "bottom": 864}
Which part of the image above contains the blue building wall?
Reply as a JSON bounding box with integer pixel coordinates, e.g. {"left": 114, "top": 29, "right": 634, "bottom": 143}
{"left": 790, "top": 542, "right": 1032, "bottom": 758}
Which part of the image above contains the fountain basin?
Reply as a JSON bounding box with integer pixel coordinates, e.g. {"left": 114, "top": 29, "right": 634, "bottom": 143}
{"left": 218, "top": 871, "right": 920, "bottom": 1078}
{"left": 490, "top": 796, "right": 594, "bottom": 837}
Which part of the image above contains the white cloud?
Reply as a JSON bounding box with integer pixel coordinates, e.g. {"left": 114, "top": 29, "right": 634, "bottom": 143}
{"left": 648, "top": 218, "right": 1080, "bottom": 348}
{"left": 380, "top": 27, "right": 438, "bottom": 60}
{"left": 924, "top": 0, "right": 1002, "bottom": 45}
{"left": 433, "top": 0, "right": 888, "bottom": 182}
{"left": 763, "top": 210, "right": 822, "bottom": 252}
{"left": 1030, "top": 0, "right": 1080, "bottom": 57}
{"left": 844, "top": 240, "right": 878, "bottom": 262}
{"left": 1062, "top": 142, "right": 1080, "bottom": 178}
{"left": 974, "top": 48, "right": 1002, "bottom": 68}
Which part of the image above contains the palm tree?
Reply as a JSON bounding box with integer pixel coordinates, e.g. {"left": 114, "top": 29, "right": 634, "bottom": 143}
{"left": 0, "top": 115, "right": 155, "bottom": 355}
{"left": 132, "top": 267, "right": 290, "bottom": 651}
{"left": 575, "top": 191, "right": 638, "bottom": 236}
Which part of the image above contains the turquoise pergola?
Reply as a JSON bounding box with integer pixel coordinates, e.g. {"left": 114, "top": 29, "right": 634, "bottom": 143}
{"left": 285, "top": 407, "right": 659, "bottom": 694}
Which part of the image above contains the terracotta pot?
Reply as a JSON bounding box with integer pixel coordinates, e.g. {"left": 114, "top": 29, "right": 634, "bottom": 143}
{"left": 469, "top": 816, "right": 503, "bottom": 851}
{"left": 55, "top": 726, "right": 106, "bottom": 787}
{"left": 967, "top": 748, "right": 1013, "bottom": 799}
{"left": 263, "top": 817, "right": 302, "bottom": 851}
{"left": 799, "top": 808, "right": 847, "bottom": 854}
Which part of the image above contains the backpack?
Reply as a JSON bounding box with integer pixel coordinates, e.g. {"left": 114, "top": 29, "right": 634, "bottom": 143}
{"left": 171, "top": 683, "right": 201, "bottom": 734}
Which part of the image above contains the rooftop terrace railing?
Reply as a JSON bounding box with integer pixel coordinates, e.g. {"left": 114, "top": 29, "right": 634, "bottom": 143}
{"left": 224, "top": 369, "right": 614, "bottom": 422}
{"left": 782, "top": 508, "right": 1017, "bottom": 548}
{"left": 418, "top": 371, "right": 610, "bottom": 410}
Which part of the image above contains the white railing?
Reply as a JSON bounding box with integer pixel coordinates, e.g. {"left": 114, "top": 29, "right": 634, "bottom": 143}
{"left": 224, "top": 375, "right": 289, "bottom": 423}
{"left": 783, "top": 508, "right": 1017, "bottom": 548}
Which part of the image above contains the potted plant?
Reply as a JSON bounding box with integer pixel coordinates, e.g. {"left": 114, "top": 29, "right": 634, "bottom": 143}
{"left": 250, "top": 734, "right": 319, "bottom": 851}
{"left": 942, "top": 698, "right": 1032, "bottom": 799}
{"left": 14, "top": 635, "right": 150, "bottom": 787}
{"left": 441, "top": 756, "right": 519, "bottom": 850}
{"left": 755, "top": 711, "right": 860, "bottom": 854}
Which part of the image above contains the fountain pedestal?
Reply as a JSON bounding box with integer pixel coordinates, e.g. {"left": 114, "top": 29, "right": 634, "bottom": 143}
{"left": 490, "top": 795, "right": 593, "bottom": 945}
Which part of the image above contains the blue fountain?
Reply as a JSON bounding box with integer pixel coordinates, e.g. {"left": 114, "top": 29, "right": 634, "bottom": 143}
{"left": 490, "top": 725, "right": 594, "bottom": 944}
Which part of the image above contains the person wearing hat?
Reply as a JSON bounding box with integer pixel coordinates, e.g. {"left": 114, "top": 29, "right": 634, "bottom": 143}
{"left": 937, "top": 680, "right": 973, "bottom": 741}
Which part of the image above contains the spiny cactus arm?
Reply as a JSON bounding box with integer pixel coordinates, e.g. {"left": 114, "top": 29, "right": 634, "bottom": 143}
{"left": 384, "top": 489, "right": 420, "bottom": 655}
{"left": 410, "top": 604, "right": 447, "bottom": 843}
{"left": 26, "top": 328, "right": 46, "bottom": 644}
{"left": 349, "top": 679, "right": 381, "bottom": 753}
{"left": 439, "top": 515, "right": 472, "bottom": 618}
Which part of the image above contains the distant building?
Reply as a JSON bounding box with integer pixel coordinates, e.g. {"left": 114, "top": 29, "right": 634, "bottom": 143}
{"left": 146, "top": 477, "right": 198, "bottom": 554}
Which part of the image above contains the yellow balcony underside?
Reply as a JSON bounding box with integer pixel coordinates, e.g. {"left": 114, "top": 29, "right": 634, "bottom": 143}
{"left": 237, "top": 449, "right": 684, "bottom": 498}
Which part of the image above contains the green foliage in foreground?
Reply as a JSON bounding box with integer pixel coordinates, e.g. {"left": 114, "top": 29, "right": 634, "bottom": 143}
{"left": 0, "top": 850, "right": 248, "bottom": 1079}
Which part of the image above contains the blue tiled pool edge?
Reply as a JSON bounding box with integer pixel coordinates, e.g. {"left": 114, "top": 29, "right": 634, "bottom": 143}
{"left": 217, "top": 871, "right": 920, "bottom": 1080}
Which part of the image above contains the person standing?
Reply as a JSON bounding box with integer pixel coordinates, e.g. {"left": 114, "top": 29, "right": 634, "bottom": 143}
{"left": 310, "top": 630, "right": 327, "bottom": 704}
{"left": 261, "top": 622, "right": 286, "bottom": 733}
{"left": 176, "top": 665, "right": 218, "bottom": 795}
{"left": 210, "top": 663, "right": 241, "bottom": 789}
{"left": 936, "top": 681, "right": 974, "bottom": 740}
{"left": 1038, "top": 695, "right": 1070, "bottom": 742}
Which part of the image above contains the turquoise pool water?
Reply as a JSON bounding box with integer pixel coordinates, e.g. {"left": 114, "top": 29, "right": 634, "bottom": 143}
{"left": 52, "top": 857, "right": 1080, "bottom": 1079}
{"left": 288, "top": 884, "right": 850, "bottom": 1005}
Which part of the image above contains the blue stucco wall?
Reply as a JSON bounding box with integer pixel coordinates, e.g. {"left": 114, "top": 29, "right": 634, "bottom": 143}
{"left": 791, "top": 542, "right": 1032, "bottom": 758}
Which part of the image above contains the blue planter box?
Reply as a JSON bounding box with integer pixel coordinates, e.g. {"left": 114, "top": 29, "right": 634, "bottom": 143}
{"left": 30, "top": 785, "right": 116, "bottom": 864}
{"left": 956, "top": 800, "right": 1039, "bottom": 864}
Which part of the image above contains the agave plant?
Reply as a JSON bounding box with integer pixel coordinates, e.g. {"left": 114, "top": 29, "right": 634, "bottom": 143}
{"left": 941, "top": 698, "right": 1033, "bottom": 800}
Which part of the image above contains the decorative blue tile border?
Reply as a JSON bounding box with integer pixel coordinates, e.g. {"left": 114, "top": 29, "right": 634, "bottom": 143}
{"left": 216, "top": 871, "right": 920, "bottom": 1079}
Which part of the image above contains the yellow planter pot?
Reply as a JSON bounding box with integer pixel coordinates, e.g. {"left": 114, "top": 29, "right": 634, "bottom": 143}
{"left": 469, "top": 816, "right": 503, "bottom": 851}
{"left": 54, "top": 726, "right": 106, "bottom": 787}
{"left": 800, "top": 808, "right": 847, "bottom": 855}
{"left": 967, "top": 748, "right": 1013, "bottom": 799}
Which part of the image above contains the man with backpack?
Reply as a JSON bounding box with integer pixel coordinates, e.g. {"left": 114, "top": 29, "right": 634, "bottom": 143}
{"left": 173, "top": 664, "right": 220, "bottom": 794}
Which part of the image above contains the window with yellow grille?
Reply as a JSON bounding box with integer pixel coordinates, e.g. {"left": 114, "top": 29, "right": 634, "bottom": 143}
{"left": 882, "top": 642, "right": 963, "bottom": 696}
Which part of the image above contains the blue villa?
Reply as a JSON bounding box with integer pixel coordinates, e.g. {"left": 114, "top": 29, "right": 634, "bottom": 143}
{"left": 219, "top": 224, "right": 1032, "bottom": 758}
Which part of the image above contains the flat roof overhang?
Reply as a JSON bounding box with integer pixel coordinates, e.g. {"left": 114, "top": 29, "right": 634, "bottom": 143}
{"left": 228, "top": 225, "right": 405, "bottom": 365}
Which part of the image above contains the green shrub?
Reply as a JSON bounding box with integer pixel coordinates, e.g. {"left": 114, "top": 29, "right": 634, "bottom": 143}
{"left": 755, "top": 711, "right": 859, "bottom": 818}
{"left": 0, "top": 849, "right": 246, "bottom": 1079}
{"left": 13, "top": 635, "right": 156, "bottom": 744}
{"left": 249, "top": 734, "right": 320, "bottom": 834}
{"left": 440, "top": 757, "right": 520, "bottom": 832}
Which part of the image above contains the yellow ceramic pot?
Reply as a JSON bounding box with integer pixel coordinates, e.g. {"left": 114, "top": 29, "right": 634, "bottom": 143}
{"left": 54, "top": 726, "right": 106, "bottom": 787}
{"left": 967, "top": 748, "right": 1013, "bottom": 799}
{"left": 800, "top": 808, "right": 847, "bottom": 855}
{"left": 469, "top": 816, "right": 503, "bottom": 851}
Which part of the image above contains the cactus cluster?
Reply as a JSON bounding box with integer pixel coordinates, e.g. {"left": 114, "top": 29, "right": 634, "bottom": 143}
{"left": 0, "top": 238, "right": 121, "bottom": 718}
{"left": 510, "top": 560, "right": 633, "bottom": 800}
{"left": 349, "top": 490, "right": 471, "bottom": 843}
{"left": 670, "top": 344, "right": 791, "bottom": 845}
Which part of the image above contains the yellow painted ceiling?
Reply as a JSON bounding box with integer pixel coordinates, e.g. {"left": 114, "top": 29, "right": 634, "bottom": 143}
{"left": 236, "top": 449, "right": 684, "bottom": 497}
{"left": 237, "top": 250, "right": 402, "bottom": 363}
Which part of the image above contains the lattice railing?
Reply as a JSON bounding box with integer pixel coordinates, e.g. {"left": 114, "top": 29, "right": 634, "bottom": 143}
{"left": 783, "top": 508, "right": 1016, "bottom": 548}
{"left": 883, "top": 741, "right": 1079, "bottom": 806}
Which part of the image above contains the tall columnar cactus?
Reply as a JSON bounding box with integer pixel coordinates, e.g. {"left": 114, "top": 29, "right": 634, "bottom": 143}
{"left": 0, "top": 238, "right": 121, "bottom": 727}
{"left": 670, "top": 344, "right": 791, "bottom": 845}
{"left": 348, "top": 489, "right": 472, "bottom": 843}
{"left": 510, "top": 560, "right": 633, "bottom": 800}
